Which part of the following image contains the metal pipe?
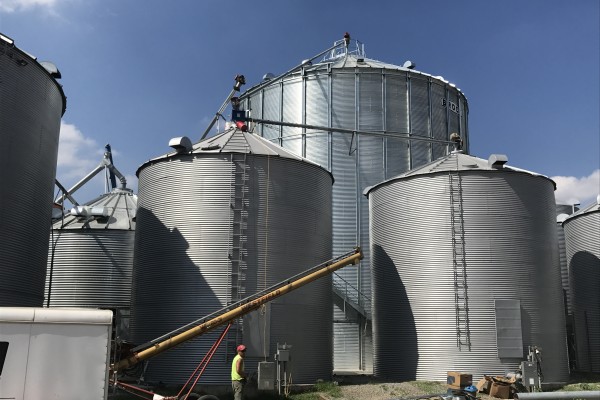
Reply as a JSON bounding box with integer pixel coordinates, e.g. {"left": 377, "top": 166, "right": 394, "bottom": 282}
{"left": 137, "top": 249, "right": 358, "bottom": 350}
{"left": 111, "top": 248, "right": 363, "bottom": 372}
{"left": 200, "top": 75, "right": 247, "bottom": 140}
{"left": 56, "top": 162, "right": 105, "bottom": 204}
{"left": 200, "top": 87, "right": 237, "bottom": 141}
{"left": 240, "top": 40, "right": 343, "bottom": 99}
{"left": 201, "top": 38, "right": 343, "bottom": 140}
{"left": 105, "top": 163, "right": 127, "bottom": 189}
{"left": 515, "top": 391, "right": 600, "bottom": 399}
{"left": 54, "top": 179, "right": 79, "bottom": 206}
{"left": 249, "top": 118, "right": 454, "bottom": 145}
{"left": 56, "top": 150, "right": 128, "bottom": 204}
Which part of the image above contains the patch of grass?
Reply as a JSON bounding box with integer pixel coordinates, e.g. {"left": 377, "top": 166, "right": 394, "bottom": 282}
{"left": 560, "top": 382, "right": 600, "bottom": 391}
{"left": 411, "top": 380, "right": 446, "bottom": 393}
{"left": 314, "top": 381, "right": 343, "bottom": 398}
{"left": 288, "top": 392, "right": 322, "bottom": 400}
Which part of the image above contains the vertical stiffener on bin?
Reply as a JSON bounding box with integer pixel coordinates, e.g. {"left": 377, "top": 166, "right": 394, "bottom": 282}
{"left": 239, "top": 36, "right": 469, "bottom": 372}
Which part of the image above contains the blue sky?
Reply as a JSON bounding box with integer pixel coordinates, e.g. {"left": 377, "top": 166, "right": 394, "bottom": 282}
{"left": 1, "top": 0, "right": 598, "bottom": 208}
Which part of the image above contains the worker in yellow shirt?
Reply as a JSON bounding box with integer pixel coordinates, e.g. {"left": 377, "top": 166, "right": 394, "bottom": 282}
{"left": 231, "top": 344, "right": 247, "bottom": 400}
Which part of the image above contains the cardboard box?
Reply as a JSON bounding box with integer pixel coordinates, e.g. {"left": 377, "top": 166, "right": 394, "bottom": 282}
{"left": 447, "top": 371, "right": 472, "bottom": 389}
{"left": 476, "top": 377, "right": 492, "bottom": 394}
{"left": 489, "top": 382, "right": 511, "bottom": 399}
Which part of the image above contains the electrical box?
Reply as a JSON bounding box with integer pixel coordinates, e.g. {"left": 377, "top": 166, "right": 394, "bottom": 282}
{"left": 521, "top": 361, "right": 540, "bottom": 389}
{"left": 258, "top": 362, "right": 276, "bottom": 391}
{"left": 276, "top": 349, "right": 290, "bottom": 362}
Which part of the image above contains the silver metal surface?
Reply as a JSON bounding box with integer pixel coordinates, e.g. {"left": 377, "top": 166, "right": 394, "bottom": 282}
{"left": 556, "top": 217, "right": 571, "bottom": 316}
{"left": 515, "top": 391, "right": 600, "bottom": 399}
{"left": 0, "top": 36, "right": 66, "bottom": 307}
{"left": 132, "top": 128, "right": 333, "bottom": 385}
{"left": 46, "top": 189, "right": 137, "bottom": 340}
{"left": 239, "top": 42, "right": 470, "bottom": 372}
{"left": 366, "top": 152, "right": 569, "bottom": 383}
{"left": 563, "top": 200, "right": 600, "bottom": 373}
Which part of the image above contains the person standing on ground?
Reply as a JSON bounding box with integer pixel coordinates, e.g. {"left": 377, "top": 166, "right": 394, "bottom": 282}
{"left": 231, "top": 344, "right": 247, "bottom": 400}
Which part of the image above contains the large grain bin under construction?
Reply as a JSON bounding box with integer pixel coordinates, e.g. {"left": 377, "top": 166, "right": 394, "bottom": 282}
{"left": 131, "top": 127, "right": 333, "bottom": 385}
{"left": 563, "top": 196, "right": 600, "bottom": 372}
{"left": 46, "top": 187, "right": 137, "bottom": 340}
{"left": 239, "top": 35, "right": 469, "bottom": 372}
{"left": 0, "top": 33, "right": 66, "bottom": 307}
{"left": 365, "top": 151, "right": 569, "bottom": 383}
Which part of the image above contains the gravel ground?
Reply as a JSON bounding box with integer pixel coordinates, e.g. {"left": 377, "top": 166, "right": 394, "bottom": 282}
{"left": 322, "top": 381, "right": 497, "bottom": 400}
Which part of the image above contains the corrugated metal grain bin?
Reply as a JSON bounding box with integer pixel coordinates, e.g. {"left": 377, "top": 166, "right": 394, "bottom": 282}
{"left": 365, "top": 151, "right": 569, "bottom": 383}
{"left": 563, "top": 196, "right": 600, "bottom": 372}
{"left": 0, "top": 34, "right": 66, "bottom": 307}
{"left": 46, "top": 188, "right": 137, "bottom": 340}
{"left": 239, "top": 37, "right": 469, "bottom": 372}
{"left": 131, "top": 128, "right": 333, "bottom": 385}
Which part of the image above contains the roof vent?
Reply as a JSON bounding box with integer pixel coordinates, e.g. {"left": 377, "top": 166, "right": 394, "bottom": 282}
{"left": 169, "top": 136, "right": 193, "bottom": 153}
{"left": 488, "top": 154, "right": 508, "bottom": 169}
{"left": 39, "top": 61, "right": 62, "bottom": 79}
{"left": 71, "top": 206, "right": 108, "bottom": 218}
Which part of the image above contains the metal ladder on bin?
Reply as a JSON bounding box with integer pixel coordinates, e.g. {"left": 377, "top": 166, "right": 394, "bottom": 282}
{"left": 449, "top": 161, "right": 472, "bottom": 351}
{"left": 228, "top": 152, "right": 250, "bottom": 351}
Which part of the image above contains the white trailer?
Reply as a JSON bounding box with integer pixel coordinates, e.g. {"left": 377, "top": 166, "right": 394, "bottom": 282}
{"left": 0, "top": 307, "right": 112, "bottom": 400}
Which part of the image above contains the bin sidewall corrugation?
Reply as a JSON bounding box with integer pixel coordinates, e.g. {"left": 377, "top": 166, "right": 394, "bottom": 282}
{"left": 0, "top": 43, "right": 64, "bottom": 307}
{"left": 131, "top": 153, "right": 332, "bottom": 385}
{"left": 369, "top": 170, "right": 569, "bottom": 382}
{"left": 46, "top": 230, "right": 135, "bottom": 308}
{"left": 563, "top": 211, "right": 600, "bottom": 372}
{"left": 241, "top": 64, "right": 470, "bottom": 372}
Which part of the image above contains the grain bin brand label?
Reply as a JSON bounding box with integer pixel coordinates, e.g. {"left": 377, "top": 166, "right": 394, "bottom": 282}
{"left": 442, "top": 98, "right": 459, "bottom": 114}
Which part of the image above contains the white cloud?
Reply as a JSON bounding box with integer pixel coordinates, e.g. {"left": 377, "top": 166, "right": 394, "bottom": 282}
{"left": 0, "top": 0, "right": 58, "bottom": 12}
{"left": 57, "top": 120, "right": 100, "bottom": 180}
{"left": 124, "top": 174, "right": 138, "bottom": 194}
{"left": 552, "top": 169, "right": 600, "bottom": 207}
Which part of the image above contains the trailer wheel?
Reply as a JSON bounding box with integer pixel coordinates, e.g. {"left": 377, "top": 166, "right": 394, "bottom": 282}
{"left": 198, "top": 395, "right": 220, "bottom": 400}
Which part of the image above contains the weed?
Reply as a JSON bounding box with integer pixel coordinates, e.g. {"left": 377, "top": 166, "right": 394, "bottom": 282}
{"left": 313, "top": 381, "right": 342, "bottom": 398}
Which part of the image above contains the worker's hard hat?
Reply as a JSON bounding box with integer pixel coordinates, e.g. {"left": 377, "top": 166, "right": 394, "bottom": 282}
{"left": 237, "top": 344, "right": 246, "bottom": 352}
